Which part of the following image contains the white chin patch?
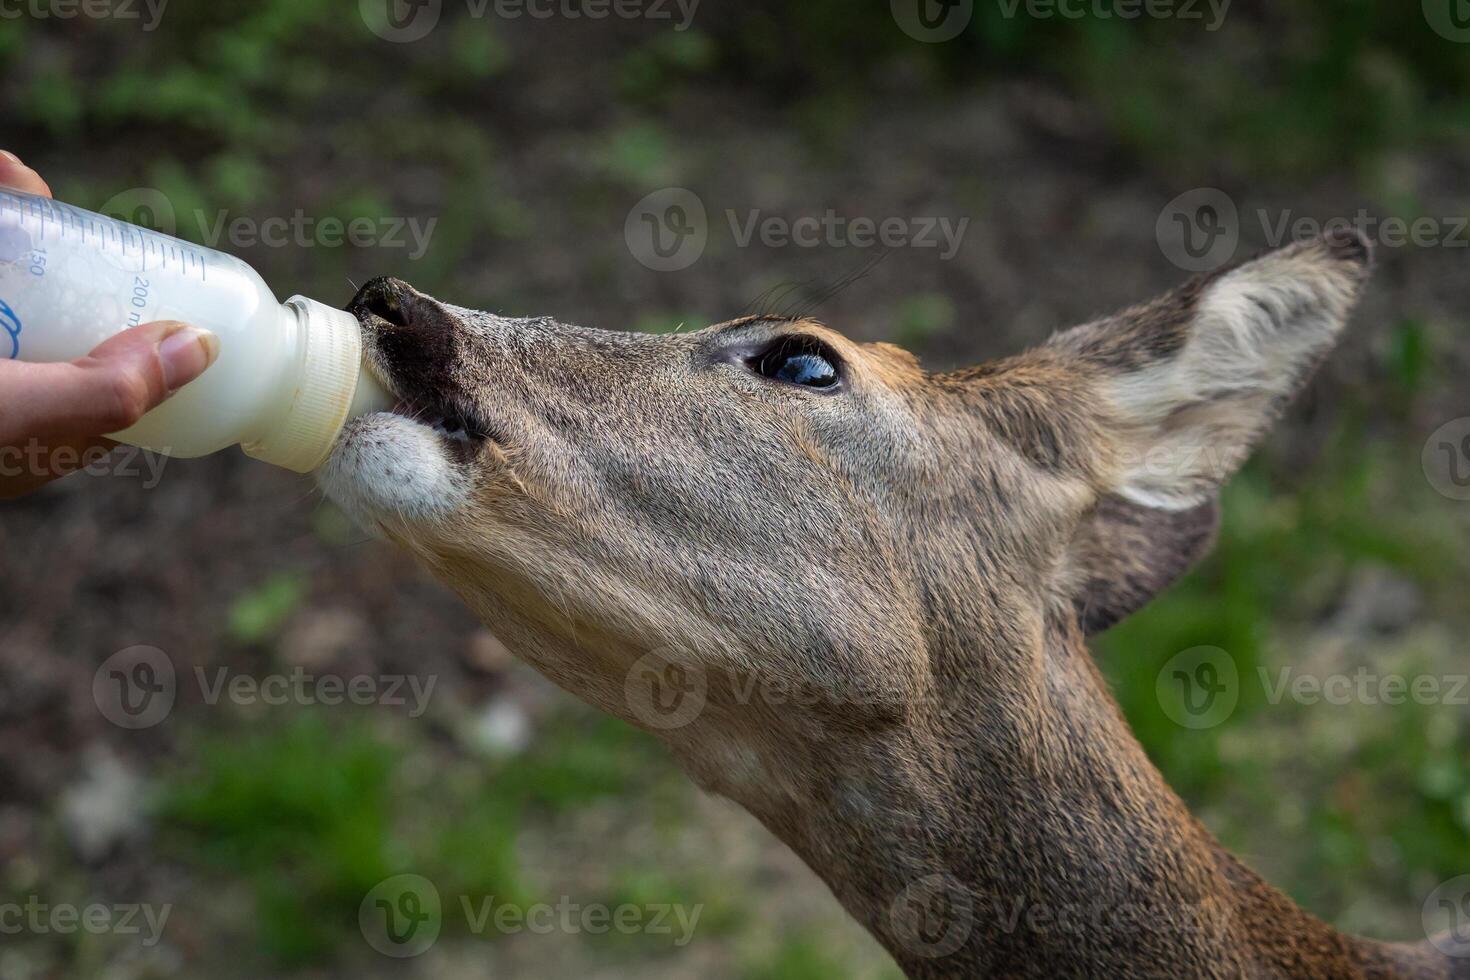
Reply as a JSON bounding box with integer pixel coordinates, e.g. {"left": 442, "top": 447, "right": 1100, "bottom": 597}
{"left": 316, "top": 413, "right": 470, "bottom": 531}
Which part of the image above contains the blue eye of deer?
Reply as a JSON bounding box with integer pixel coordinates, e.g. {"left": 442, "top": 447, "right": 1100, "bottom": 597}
{"left": 751, "top": 336, "right": 841, "bottom": 389}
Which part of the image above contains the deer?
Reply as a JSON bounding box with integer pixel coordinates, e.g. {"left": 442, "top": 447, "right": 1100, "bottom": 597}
{"left": 318, "top": 228, "right": 1469, "bottom": 979}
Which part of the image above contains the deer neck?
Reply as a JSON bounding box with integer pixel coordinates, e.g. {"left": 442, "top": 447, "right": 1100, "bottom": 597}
{"left": 699, "top": 612, "right": 1437, "bottom": 979}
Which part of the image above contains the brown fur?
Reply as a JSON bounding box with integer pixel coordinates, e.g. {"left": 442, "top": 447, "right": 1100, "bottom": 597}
{"left": 324, "top": 229, "right": 1466, "bottom": 979}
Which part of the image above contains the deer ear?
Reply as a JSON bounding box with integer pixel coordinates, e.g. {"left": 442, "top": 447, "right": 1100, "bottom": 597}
{"left": 1054, "top": 229, "right": 1372, "bottom": 511}
{"left": 1068, "top": 495, "right": 1219, "bottom": 634}
{"left": 1049, "top": 230, "right": 1370, "bottom": 631}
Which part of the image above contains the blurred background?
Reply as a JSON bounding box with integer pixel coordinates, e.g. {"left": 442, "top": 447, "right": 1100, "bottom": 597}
{"left": 2, "top": 1, "right": 1469, "bottom": 976}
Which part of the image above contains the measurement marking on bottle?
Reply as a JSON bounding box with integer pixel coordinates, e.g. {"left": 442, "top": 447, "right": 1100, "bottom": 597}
{"left": 127, "top": 276, "right": 152, "bottom": 328}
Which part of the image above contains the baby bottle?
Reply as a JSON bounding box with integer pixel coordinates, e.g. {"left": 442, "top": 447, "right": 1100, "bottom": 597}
{"left": 0, "top": 188, "right": 393, "bottom": 473}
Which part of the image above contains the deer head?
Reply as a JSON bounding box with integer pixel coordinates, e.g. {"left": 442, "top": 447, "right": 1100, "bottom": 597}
{"left": 318, "top": 231, "right": 1461, "bottom": 978}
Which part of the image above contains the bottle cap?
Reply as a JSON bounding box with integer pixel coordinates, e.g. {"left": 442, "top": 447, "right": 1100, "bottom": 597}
{"left": 242, "top": 295, "right": 390, "bottom": 473}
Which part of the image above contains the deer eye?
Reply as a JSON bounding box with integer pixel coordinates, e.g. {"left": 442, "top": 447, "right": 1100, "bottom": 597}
{"left": 750, "top": 336, "right": 841, "bottom": 389}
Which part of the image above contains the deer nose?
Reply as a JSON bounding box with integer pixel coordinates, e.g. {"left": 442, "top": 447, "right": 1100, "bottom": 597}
{"left": 347, "top": 276, "right": 461, "bottom": 356}
{"left": 347, "top": 277, "right": 466, "bottom": 398}
{"left": 347, "top": 276, "right": 417, "bottom": 329}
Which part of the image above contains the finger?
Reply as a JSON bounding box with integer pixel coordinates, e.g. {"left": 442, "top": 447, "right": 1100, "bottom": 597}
{"left": 0, "top": 321, "right": 219, "bottom": 443}
{"left": 0, "top": 151, "right": 52, "bottom": 198}
{"left": 0, "top": 436, "right": 115, "bottom": 500}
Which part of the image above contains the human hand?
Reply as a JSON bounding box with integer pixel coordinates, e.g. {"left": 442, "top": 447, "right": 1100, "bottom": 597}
{"left": 0, "top": 151, "right": 218, "bottom": 498}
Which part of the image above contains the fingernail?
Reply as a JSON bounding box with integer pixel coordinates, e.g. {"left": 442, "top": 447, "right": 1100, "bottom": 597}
{"left": 0, "top": 150, "right": 19, "bottom": 166}
{"left": 159, "top": 326, "right": 220, "bottom": 391}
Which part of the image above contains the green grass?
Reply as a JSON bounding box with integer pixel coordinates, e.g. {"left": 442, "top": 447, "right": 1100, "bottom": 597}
{"left": 227, "top": 572, "right": 307, "bottom": 644}
{"left": 155, "top": 708, "right": 668, "bottom": 965}
{"left": 158, "top": 714, "right": 417, "bottom": 963}
{"left": 743, "top": 935, "right": 858, "bottom": 980}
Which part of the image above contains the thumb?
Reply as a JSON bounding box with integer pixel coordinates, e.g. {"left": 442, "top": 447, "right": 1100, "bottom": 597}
{"left": 0, "top": 321, "right": 219, "bottom": 443}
